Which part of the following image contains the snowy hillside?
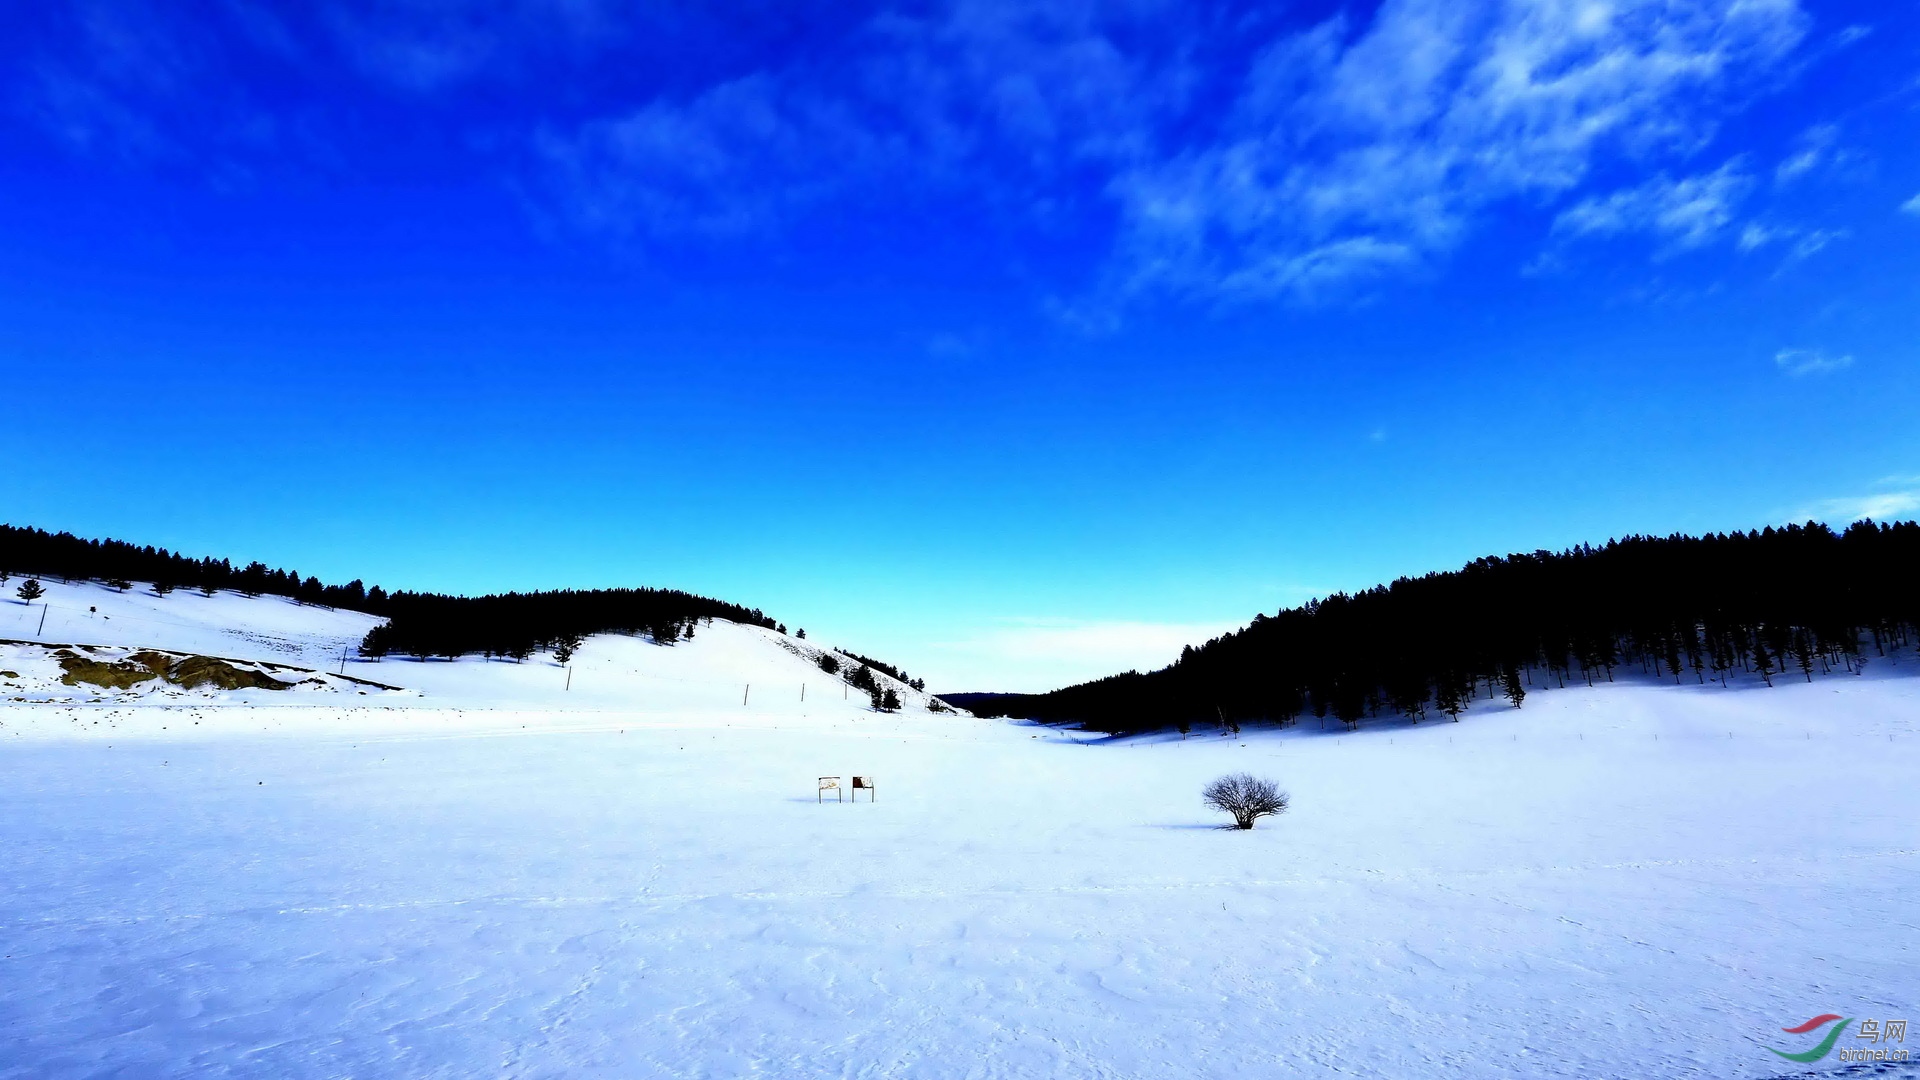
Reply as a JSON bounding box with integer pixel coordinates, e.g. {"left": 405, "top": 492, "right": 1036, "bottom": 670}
{"left": 0, "top": 577, "right": 945, "bottom": 717}
{"left": 1, "top": 577, "right": 380, "bottom": 670}
{"left": 1, "top": 578, "right": 1915, "bottom": 1078}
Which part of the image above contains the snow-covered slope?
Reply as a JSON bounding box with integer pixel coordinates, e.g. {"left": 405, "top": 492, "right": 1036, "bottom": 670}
{"left": 0, "top": 577, "right": 945, "bottom": 717}
{"left": 1, "top": 577, "right": 380, "bottom": 670}
{"left": 1, "top": 579, "right": 1915, "bottom": 1078}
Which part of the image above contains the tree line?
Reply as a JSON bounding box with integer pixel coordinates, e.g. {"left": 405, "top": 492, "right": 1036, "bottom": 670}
{"left": 837, "top": 649, "right": 927, "bottom": 692}
{"left": 0, "top": 524, "right": 389, "bottom": 609}
{"left": 958, "top": 520, "right": 1920, "bottom": 733}
{"left": 0, "top": 523, "right": 777, "bottom": 661}
{"left": 358, "top": 588, "right": 773, "bottom": 661}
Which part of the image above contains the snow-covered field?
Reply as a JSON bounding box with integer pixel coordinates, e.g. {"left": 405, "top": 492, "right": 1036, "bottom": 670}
{"left": 1, "top": 584, "right": 1915, "bottom": 1078}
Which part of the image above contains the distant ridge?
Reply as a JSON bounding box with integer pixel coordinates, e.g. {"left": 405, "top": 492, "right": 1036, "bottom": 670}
{"left": 961, "top": 520, "right": 1920, "bottom": 733}
{"left": 0, "top": 524, "right": 775, "bottom": 662}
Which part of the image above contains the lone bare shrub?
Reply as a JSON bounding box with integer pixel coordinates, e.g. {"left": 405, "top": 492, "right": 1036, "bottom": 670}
{"left": 1203, "top": 773, "right": 1288, "bottom": 830}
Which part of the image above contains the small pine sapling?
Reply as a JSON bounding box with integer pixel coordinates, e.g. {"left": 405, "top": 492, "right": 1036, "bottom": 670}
{"left": 16, "top": 578, "right": 44, "bottom": 604}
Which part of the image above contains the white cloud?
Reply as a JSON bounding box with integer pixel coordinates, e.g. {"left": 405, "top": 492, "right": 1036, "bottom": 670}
{"left": 526, "top": 0, "right": 1812, "bottom": 301}
{"left": 1773, "top": 122, "right": 1836, "bottom": 183}
{"left": 325, "top": 0, "right": 627, "bottom": 91}
{"left": 22, "top": 0, "right": 1827, "bottom": 311}
{"left": 1773, "top": 347, "right": 1853, "bottom": 376}
{"left": 1792, "top": 490, "right": 1920, "bottom": 525}
{"left": 1551, "top": 161, "right": 1753, "bottom": 253}
{"left": 535, "top": 0, "right": 1189, "bottom": 242}
{"left": 1902, "top": 193, "right": 1920, "bottom": 217}
{"left": 535, "top": 73, "right": 893, "bottom": 237}
{"left": 1107, "top": 0, "right": 1809, "bottom": 300}
{"left": 1737, "top": 222, "right": 1848, "bottom": 267}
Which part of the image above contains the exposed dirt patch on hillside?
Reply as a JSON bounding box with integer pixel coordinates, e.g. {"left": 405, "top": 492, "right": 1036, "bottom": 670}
{"left": 53, "top": 651, "right": 163, "bottom": 690}
{"left": 170, "top": 655, "right": 289, "bottom": 691}
{"left": 53, "top": 649, "right": 290, "bottom": 691}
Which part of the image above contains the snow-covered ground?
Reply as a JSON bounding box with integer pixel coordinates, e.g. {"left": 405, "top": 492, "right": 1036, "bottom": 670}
{"left": 1, "top": 584, "right": 1915, "bottom": 1078}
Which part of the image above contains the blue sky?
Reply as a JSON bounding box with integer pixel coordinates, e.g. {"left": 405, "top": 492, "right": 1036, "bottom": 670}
{"left": 5, "top": 0, "right": 1918, "bottom": 691}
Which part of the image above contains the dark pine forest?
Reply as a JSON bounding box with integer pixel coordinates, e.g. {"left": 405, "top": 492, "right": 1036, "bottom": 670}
{"left": 0, "top": 524, "right": 775, "bottom": 660}
{"left": 956, "top": 521, "right": 1920, "bottom": 733}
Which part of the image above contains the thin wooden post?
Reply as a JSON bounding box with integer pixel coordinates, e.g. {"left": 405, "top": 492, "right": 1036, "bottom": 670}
{"left": 565, "top": 666, "right": 572, "bottom": 691}
{"left": 743, "top": 683, "right": 750, "bottom": 706}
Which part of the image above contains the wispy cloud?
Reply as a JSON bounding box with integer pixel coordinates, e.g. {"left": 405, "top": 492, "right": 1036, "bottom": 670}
{"left": 323, "top": 0, "right": 628, "bottom": 92}
{"left": 1791, "top": 489, "right": 1920, "bottom": 525}
{"left": 1902, "top": 193, "right": 1920, "bottom": 217}
{"left": 16, "top": 0, "right": 1825, "bottom": 310}
{"left": 1737, "top": 222, "right": 1848, "bottom": 270}
{"left": 523, "top": 0, "right": 1815, "bottom": 303}
{"left": 535, "top": 73, "right": 895, "bottom": 238}
{"left": 532, "top": 0, "right": 1186, "bottom": 241}
{"left": 1551, "top": 161, "right": 1754, "bottom": 255}
{"left": 1773, "top": 347, "right": 1853, "bottom": 376}
{"left": 1103, "top": 0, "right": 1809, "bottom": 301}
{"left": 1774, "top": 122, "right": 1836, "bottom": 183}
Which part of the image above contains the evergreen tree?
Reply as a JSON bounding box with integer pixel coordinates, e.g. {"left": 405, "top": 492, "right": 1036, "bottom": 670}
{"left": 1751, "top": 637, "right": 1775, "bottom": 687}
{"left": 16, "top": 577, "right": 44, "bottom": 603}
{"left": 1501, "top": 664, "right": 1525, "bottom": 708}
